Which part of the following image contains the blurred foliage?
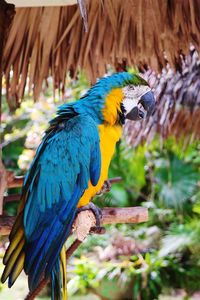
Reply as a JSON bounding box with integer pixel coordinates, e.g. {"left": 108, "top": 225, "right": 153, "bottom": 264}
{"left": 1, "top": 72, "right": 89, "bottom": 172}
{"left": 1, "top": 73, "right": 200, "bottom": 300}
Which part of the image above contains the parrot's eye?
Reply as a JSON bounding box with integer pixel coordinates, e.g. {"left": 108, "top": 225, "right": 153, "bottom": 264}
{"left": 128, "top": 85, "right": 135, "bottom": 90}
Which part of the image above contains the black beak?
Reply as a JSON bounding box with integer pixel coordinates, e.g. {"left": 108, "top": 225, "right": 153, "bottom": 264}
{"left": 126, "top": 91, "right": 155, "bottom": 121}
{"left": 139, "top": 91, "right": 155, "bottom": 117}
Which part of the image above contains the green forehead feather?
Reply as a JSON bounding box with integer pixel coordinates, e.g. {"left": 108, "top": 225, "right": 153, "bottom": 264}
{"left": 126, "top": 73, "right": 149, "bottom": 87}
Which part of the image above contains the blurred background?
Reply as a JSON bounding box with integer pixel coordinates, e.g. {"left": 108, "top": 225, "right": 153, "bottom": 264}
{"left": 1, "top": 0, "right": 200, "bottom": 299}
{"left": 1, "top": 57, "right": 200, "bottom": 299}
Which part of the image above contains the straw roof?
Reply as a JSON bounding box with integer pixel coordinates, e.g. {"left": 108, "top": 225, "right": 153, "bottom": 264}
{"left": 125, "top": 49, "right": 200, "bottom": 146}
{"left": 3, "top": 0, "right": 200, "bottom": 108}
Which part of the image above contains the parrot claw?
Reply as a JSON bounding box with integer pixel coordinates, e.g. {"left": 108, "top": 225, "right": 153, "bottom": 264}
{"left": 90, "top": 226, "right": 106, "bottom": 235}
{"left": 76, "top": 202, "right": 103, "bottom": 228}
{"left": 96, "top": 179, "right": 111, "bottom": 195}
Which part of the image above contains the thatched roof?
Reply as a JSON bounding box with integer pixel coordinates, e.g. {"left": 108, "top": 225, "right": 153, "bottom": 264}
{"left": 125, "top": 49, "right": 200, "bottom": 146}
{"left": 3, "top": 0, "right": 200, "bottom": 108}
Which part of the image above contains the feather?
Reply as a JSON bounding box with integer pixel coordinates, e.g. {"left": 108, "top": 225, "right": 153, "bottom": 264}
{"left": 8, "top": 252, "right": 25, "bottom": 288}
{"left": 2, "top": 72, "right": 148, "bottom": 298}
{"left": 1, "top": 238, "right": 24, "bottom": 283}
{"left": 3, "top": 227, "right": 24, "bottom": 265}
{"left": 60, "top": 247, "right": 67, "bottom": 300}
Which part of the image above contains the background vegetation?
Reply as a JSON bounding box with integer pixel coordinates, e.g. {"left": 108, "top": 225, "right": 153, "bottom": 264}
{"left": 1, "top": 73, "right": 200, "bottom": 300}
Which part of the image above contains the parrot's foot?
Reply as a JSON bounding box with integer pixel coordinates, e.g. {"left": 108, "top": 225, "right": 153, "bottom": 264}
{"left": 76, "top": 202, "right": 103, "bottom": 228}
{"left": 96, "top": 179, "right": 111, "bottom": 195}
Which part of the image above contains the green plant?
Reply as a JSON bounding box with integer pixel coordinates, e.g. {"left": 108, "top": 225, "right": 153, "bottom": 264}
{"left": 68, "top": 257, "right": 99, "bottom": 296}
{"left": 154, "top": 153, "right": 199, "bottom": 209}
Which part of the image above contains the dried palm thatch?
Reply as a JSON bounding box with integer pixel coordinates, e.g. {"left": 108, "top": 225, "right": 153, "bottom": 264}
{"left": 125, "top": 49, "right": 200, "bottom": 146}
{"left": 3, "top": 0, "right": 200, "bottom": 109}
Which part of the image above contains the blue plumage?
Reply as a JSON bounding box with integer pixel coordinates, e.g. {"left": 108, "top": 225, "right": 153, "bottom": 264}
{"left": 22, "top": 115, "right": 101, "bottom": 291}
{"left": 2, "top": 72, "right": 150, "bottom": 299}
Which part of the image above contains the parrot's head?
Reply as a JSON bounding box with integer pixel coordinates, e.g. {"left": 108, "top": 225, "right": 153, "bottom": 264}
{"left": 99, "top": 72, "right": 155, "bottom": 125}
{"left": 80, "top": 72, "right": 155, "bottom": 125}
{"left": 121, "top": 78, "right": 155, "bottom": 122}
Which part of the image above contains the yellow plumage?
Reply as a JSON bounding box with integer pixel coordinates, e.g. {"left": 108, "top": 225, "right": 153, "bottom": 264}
{"left": 3, "top": 227, "right": 23, "bottom": 264}
{"left": 7, "top": 252, "right": 25, "bottom": 286}
{"left": 60, "top": 246, "right": 67, "bottom": 300}
{"left": 78, "top": 88, "right": 123, "bottom": 207}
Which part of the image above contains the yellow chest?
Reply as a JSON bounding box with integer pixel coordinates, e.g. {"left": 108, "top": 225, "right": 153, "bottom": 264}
{"left": 77, "top": 124, "right": 122, "bottom": 207}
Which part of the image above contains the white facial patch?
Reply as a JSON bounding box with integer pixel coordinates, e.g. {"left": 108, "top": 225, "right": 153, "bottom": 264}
{"left": 123, "top": 97, "right": 138, "bottom": 113}
{"left": 122, "top": 85, "right": 151, "bottom": 114}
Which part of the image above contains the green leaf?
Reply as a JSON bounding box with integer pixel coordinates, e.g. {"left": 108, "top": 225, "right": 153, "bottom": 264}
{"left": 133, "top": 274, "right": 141, "bottom": 299}
{"left": 155, "top": 154, "right": 199, "bottom": 209}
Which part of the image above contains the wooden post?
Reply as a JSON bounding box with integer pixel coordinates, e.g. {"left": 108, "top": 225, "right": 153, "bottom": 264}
{"left": 0, "top": 0, "right": 15, "bottom": 119}
{"left": 0, "top": 0, "right": 15, "bottom": 214}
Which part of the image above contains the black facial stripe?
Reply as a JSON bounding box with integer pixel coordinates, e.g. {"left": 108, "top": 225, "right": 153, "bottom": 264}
{"left": 118, "top": 103, "right": 126, "bottom": 125}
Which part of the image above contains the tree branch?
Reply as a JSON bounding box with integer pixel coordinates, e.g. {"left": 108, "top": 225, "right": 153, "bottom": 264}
{"left": 3, "top": 177, "right": 122, "bottom": 204}
{"left": 0, "top": 214, "right": 15, "bottom": 235}
{"left": 0, "top": 207, "right": 148, "bottom": 236}
{"left": 6, "top": 176, "right": 122, "bottom": 189}
{"left": 7, "top": 176, "right": 24, "bottom": 188}
{"left": 0, "top": 161, "right": 21, "bottom": 214}
{"left": 0, "top": 161, "right": 7, "bottom": 214}
{"left": 3, "top": 194, "right": 21, "bottom": 203}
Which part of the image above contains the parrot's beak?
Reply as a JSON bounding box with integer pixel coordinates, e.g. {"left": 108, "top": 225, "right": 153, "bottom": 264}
{"left": 126, "top": 91, "right": 155, "bottom": 121}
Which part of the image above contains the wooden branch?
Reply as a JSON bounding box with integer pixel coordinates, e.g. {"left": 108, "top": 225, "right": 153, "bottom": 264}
{"left": 109, "top": 177, "right": 122, "bottom": 184}
{"left": 6, "top": 176, "right": 122, "bottom": 189}
{"left": 0, "top": 161, "right": 7, "bottom": 214}
{"left": 2, "top": 176, "right": 123, "bottom": 212}
{"left": 102, "top": 207, "right": 148, "bottom": 224}
{"left": 3, "top": 194, "right": 21, "bottom": 203}
{"left": 0, "top": 215, "right": 15, "bottom": 235}
{"left": 3, "top": 178, "right": 121, "bottom": 204}
{"left": 7, "top": 176, "right": 24, "bottom": 188}
{"left": 0, "top": 161, "right": 21, "bottom": 214}
{"left": 0, "top": 207, "right": 148, "bottom": 236}
{"left": 5, "top": 176, "right": 123, "bottom": 190}
{"left": 25, "top": 278, "right": 48, "bottom": 300}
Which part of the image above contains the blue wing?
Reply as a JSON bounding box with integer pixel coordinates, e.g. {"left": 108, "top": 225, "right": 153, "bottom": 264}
{"left": 22, "top": 114, "right": 101, "bottom": 290}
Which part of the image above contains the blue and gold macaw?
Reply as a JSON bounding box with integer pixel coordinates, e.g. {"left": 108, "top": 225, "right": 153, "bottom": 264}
{"left": 1, "top": 72, "right": 155, "bottom": 299}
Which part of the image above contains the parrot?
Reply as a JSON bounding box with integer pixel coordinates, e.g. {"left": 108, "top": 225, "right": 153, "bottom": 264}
{"left": 1, "top": 72, "right": 155, "bottom": 299}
